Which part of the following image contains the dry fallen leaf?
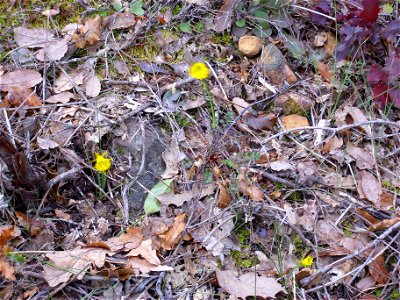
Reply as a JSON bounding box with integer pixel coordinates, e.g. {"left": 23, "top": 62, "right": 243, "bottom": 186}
{"left": 104, "top": 12, "right": 135, "bottom": 30}
{"left": 162, "top": 138, "right": 184, "bottom": 179}
{"left": 43, "top": 247, "right": 111, "bottom": 287}
{"left": 106, "top": 227, "right": 143, "bottom": 252}
{"left": 232, "top": 97, "right": 250, "bottom": 115}
{"left": 127, "top": 239, "right": 161, "bottom": 265}
{"left": 84, "top": 75, "right": 101, "bottom": 97}
{"left": 45, "top": 91, "right": 75, "bottom": 104}
{"left": 335, "top": 106, "right": 372, "bottom": 135}
{"left": 0, "top": 258, "right": 15, "bottom": 281}
{"left": 237, "top": 168, "right": 264, "bottom": 201}
{"left": 2, "top": 87, "right": 42, "bottom": 107}
{"left": 369, "top": 253, "right": 389, "bottom": 284}
{"left": 72, "top": 16, "right": 102, "bottom": 48}
{"left": 356, "top": 171, "right": 381, "bottom": 208}
{"left": 53, "top": 68, "right": 87, "bottom": 93}
{"left": 317, "top": 61, "right": 333, "bottom": 83}
{"left": 159, "top": 213, "right": 186, "bottom": 250}
{"left": 368, "top": 217, "right": 400, "bottom": 232}
{"left": 347, "top": 145, "right": 375, "bottom": 170}
{"left": 14, "top": 27, "right": 55, "bottom": 48}
{"left": 36, "top": 38, "right": 68, "bottom": 62}
{"left": 0, "top": 69, "right": 42, "bottom": 92}
{"left": 37, "top": 137, "right": 59, "bottom": 150}
{"left": 127, "top": 257, "right": 173, "bottom": 275}
{"left": 217, "top": 183, "right": 231, "bottom": 208}
{"left": 281, "top": 114, "right": 310, "bottom": 131}
{"left": 216, "top": 269, "right": 285, "bottom": 299}
{"left": 213, "top": 0, "right": 237, "bottom": 32}
{"left": 243, "top": 113, "right": 277, "bottom": 131}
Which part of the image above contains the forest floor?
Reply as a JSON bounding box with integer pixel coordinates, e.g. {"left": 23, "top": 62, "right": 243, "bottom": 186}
{"left": 0, "top": 0, "right": 400, "bottom": 299}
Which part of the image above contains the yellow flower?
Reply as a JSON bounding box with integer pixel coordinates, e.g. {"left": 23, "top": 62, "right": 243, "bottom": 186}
{"left": 94, "top": 152, "right": 111, "bottom": 172}
{"left": 300, "top": 256, "right": 314, "bottom": 267}
{"left": 189, "top": 62, "right": 210, "bottom": 80}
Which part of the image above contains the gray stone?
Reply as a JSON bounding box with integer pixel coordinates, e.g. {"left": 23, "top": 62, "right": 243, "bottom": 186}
{"left": 114, "top": 118, "right": 166, "bottom": 213}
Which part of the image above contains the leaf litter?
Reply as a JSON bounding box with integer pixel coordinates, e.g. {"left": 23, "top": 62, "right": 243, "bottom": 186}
{"left": 0, "top": 0, "right": 399, "bottom": 299}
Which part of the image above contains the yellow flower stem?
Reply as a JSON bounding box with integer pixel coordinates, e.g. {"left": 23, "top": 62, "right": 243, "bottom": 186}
{"left": 201, "top": 80, "right": 217, "bottom": 129}
{"left": 97, "top": 172, "right": 106, "bottom": 200}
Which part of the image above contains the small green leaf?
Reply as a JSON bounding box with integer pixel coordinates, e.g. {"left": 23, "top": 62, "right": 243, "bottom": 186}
{"left": 235, "top": 19, "right": 246, "bottom": 27}
{"left": 179, "top": 22, "right": 192, "bottom": 33}
{"left": 112, "top": 2, "right": 123, "bottom": 11}
{"left": 6, "top": 253, "right": 25, "bottom": 263}
{"left": 382, "top": 4, "right": 393, "bottom": 13}
{"left": 143, "top": 179, "right": 174, "bottom": 214}
{"left": 194, "top": 21, "right": 203, "bottom": 32}
{"left": 254, "top": 10, "right": 269, "bottom": 28}
{"left": 253, "top": 27, "right": 271, "bottom": 38}
{"left": 130, "top": 0, "right": 144, "bottom": 16}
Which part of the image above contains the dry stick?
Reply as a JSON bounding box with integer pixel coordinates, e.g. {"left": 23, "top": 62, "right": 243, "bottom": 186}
{"left": 262, "top": 120, "right": 400, "bottom": 145}
{"left": 32, "top": 167, "right": 82, "bottom": 229}
{"left": 2, "top": 109, "right": 16, "bottom": 147}
{"left": 290, "top": 4, "right": 337, "bottom": 21}
{"left": 301, "top": 220, "right": 400, "bottom": 288}
{"left": 311, "top": 230, "right": 400, "bottom": 293}
{"left": 82, "top": 171, "right": 120, "bottom": 208}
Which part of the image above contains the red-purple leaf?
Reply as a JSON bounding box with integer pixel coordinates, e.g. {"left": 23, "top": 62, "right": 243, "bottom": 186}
{"left": 360, "top": 0, "right": 379, "bottom": 23}
{"left": 309, "top": 0, "right": 332, "bottom": 26}
{"left": 389, "top": 88, "right": 400, "bottom": 108}
{"left": 385, "top": 54, "right": 400, "bottom": 83}
{"left": 367, "top": 64, "right": 388, "bottom": 83}
{"left": 381, "top": 20, "right": 400, "bottom": 40}
{"left": 372, "top": 83, "right": 389, "bottom": 107}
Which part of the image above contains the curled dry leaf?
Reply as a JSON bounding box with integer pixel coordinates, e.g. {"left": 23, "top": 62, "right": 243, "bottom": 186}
{"left": 335, "top": 106, "right": 372, "bottom": 135}
{"left": 237, "top": 168, "right": 264, "bottom": 201}
{"left": 72, "top": 16, "right": 102, "bottom": 48}
{"left": 159, "top": 213, "right": 187, "bottom": 250}
{"left": 216, "top": 269, "right": 285, "bottom": 299}
{"left": 2, "top": 87, "right": 42, "bottom": 107}
{"left": 217, "top": 183, "right": 231, "bottom": 208}
{"left": 368, "top": 216, "right": 400, "bottom": 232}
{"left": 106, "top": 227, "right": 143, "bottom": 252}
{"left": 0, "top": 69, "right": 42, "bottom": 92}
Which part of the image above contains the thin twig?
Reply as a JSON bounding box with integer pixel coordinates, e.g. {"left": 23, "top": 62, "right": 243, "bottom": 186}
{"left": 301, "top": 220, "right": 400, "bottom": 287}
